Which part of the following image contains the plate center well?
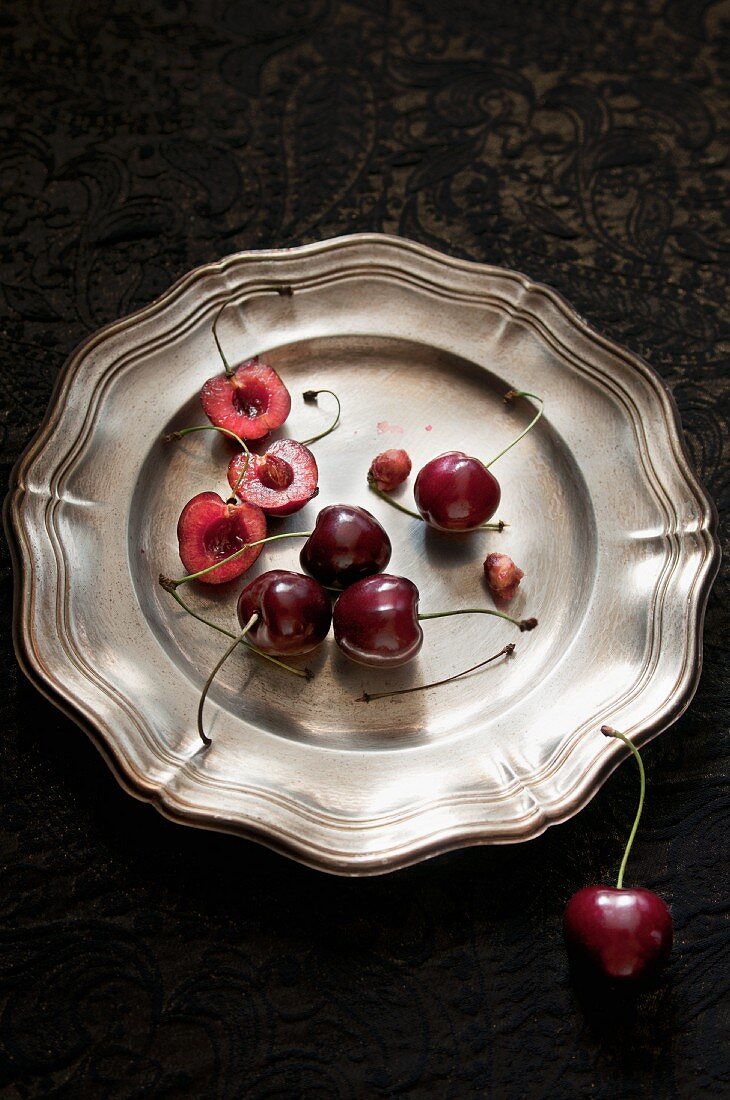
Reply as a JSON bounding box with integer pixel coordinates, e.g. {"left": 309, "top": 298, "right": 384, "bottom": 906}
{"left": 130, "top": 335, "right": 597, "bottom": 751}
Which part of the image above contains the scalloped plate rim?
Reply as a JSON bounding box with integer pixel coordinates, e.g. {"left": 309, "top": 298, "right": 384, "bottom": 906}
{"left": 5, "top": 232, "right": 721, "bottom": 875}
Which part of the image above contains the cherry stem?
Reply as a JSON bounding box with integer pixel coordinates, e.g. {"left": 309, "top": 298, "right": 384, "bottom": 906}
{"left": 197, "top": 613, "right": 258, "bottom": 745}
{"left": 359, "top": 642, "right": 515, "bottom": 702}
{"left": 212, "top": 300, "right": 235, "bottom": 378}
{"left": 418, "top": 608, "right": 538, "bottom": 632}
{"left": 485, "top": 391, "right": 544, "bottom": 470}
{"left": 164, "top": 424, "right": 251, "bottom": 500}
{"left": 212, "top": 287, "right": 294, "bottom": 381}
{"left": 164, "top": 530, "right": 313, "bottom": 588}
{"left": 160, "top": 581, "right": 311, "bottom": 679}
{"left": 367, "top": 479, "right": 507, "bottom": 530}
{"left": 601, "top": 725, "right": 646, "bottom": 890}
{"left": 367, "top": 479, "right": 422, "bottom": 518}
{"left": 299, "top": 390, "right": 341, "bottom": 446}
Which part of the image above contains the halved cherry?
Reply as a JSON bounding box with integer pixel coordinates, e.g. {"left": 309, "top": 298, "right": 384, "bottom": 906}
{"left": 176, "top": 491, "right": 267, "bottom": 584}
{"left": 201, "top": 356, "right": 291, "bottom": 442}
{"left": 228, "top": 439, "right": 319, "bottom": 516}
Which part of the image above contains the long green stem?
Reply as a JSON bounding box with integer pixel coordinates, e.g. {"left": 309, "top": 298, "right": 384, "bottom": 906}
{"left": 163, "top": 530, "right": 312, "bottom": 588}
{"left": 300, "top": 390, "right": 341, "bottom": 446}
{"left": 485, "top": 391, "right": 544, "bottom": 469}
{"left": 359, "top": 642, "right": 515, "bottom": 702}
{"left": 164, "top": 424, "right": 251, "bottom": 499}
{"left": 367, "top": 479, "right": 422, "bottom": 519}
{"left": 601, "top": 725, "right": 646, "bottom": 890}
{"left": 197, "top": 613, "right": 258, "bottom": 746}
{"left": 161, "top": 583, "right": 310, "bottom": 678}
{"left": 418, "top": 608, "right": 537, "bottom": 631}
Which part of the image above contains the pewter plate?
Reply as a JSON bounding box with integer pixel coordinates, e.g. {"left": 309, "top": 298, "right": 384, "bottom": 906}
{"left": 6, "top": 235, "right": 720, "bottom": 874}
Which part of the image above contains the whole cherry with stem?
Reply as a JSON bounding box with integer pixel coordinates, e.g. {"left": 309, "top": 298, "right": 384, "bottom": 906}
{"left": 369, "top": 390, "right": 542, "bottom": 532}
{"left": 158, "top": 576, "right": 312, "bottom": 680}
{"left": 333, "top": 573, "right": 537, "bottom": 668}
{"left": 563, "top": 725, "right": 673, "bottom": 983}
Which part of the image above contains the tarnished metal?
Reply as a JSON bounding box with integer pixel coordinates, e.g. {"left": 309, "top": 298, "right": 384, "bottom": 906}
{"left": 5, "top": 235, "right": 720, "bottom": 873}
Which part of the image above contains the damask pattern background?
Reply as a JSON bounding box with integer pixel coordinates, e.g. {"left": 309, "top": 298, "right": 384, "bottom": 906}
{"left": 1, "top": 1, "right": 728, "bottom": 1096}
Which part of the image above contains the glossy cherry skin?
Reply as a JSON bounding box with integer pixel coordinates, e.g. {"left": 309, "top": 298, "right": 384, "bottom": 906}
{"left": 201, "top": 356, "right": 291, "bottom": 442}
{"left": 228, "top": 438, "right": 318, "bottom": 516}
{"left": 177, "top": 492, "right": 266, "bottom": 584}
{"left": 333, "top": 574, "right": 423, "bottom": 667}
{"left": 414, "top": 451, "right": 500, "bottom": 531}
{"left": 300, "top": 504, "right": 391, "bottom": 590}
{"left": 237, "top": 570, "right": 332, "bottom": 656}
{"left": 564, "top": 886, "right": 673, "bottom": 982}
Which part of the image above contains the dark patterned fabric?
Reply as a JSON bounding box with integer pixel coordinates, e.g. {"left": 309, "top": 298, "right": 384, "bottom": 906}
{"left": 1, "top": 1, "right": 728, "bottom": 1096}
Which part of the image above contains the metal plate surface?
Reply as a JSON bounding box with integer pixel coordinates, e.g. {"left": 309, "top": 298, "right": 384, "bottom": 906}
{"left": 6, "top": 235, "right": 720, "bottom": 874}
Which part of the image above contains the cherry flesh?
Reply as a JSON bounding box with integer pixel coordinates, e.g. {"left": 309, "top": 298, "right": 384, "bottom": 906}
{"left": 333, "top": 574, "right": 423, "bottom": 668}
{"left": 228, "top": 439, "right": 318, "bottom": 516}
{"left": 300, "top": 504, "right": 391, "bottom": 590}
{"left": 564, "top": 886, "right": 673, "bottom": 983}
{"left": 176, "top": 491, "right": 266, "bottom": 585}
{"left": 484, "top": 553, "right": 524, "bottom": 601}
{"left": 201, "top": 357, "right": 291, "bottom": 442}
{"left": 368, "top": 448, "right": 412, "bottom": 492}
{"left": 414, "top": 451, "right": 501, "bottom": 531}
{"left": 237, "top": 570, "right": 332, "bottom": 656}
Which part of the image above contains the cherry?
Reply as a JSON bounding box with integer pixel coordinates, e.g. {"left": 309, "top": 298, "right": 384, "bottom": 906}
{"left": 200, "top": 303, "right": 290, "bottom": 441}
{"left": 564, "top": 725, "right": 673, "bottom": 983}
{"left": 368, "top": 448, "right": 412, "bottom": 492}
{"left": 174, "top": 491, "right": 267, "bottom": 585}
{"left": 564, "top": 887, "right": 673, "bottom": 984}
{"left": 300, "top": 504, "right": 392, "bottom": 589}
{"left": 484, "top": 553, "right": 524, "bottom": 601}
{"left": 201, "top": 356, "right": 291, "bottom": 442}
{"left": 236, "top": 570, "right": 332, "bottom": 656}
{"left": 228, "top": 438, "right": 318, "bottom": 516}
{"left": 370, "top": 391, "right": 541, "bottom": 532}
{"left": 334, "top": 575, "right": 423, "bottom": 668}
{"left": 415, "top": 451, "right": 501, "bottom": 530}
{"left": 333, "top": 573, "right": 537, "bottom": 668}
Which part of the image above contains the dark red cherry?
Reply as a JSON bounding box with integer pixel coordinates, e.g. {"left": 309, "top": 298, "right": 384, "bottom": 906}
{"left": 201, "top": 357, "right": 291, "bottom": 442}
{"left": 228, "top": 438, "right": 318, "bottom": 516}
{"left": 177, "top": 491, "right": 266, "bottom": 584}
{"left": 236, "top": 570, "right": 332, "bottom": 656}
{"left": 414, "top": 451, "right": 501, "bottom": 531}
{"left": 564, "top": 886, "right": 673, "bottom": 982}
{"left": 300, "top": 504, "right": 391, "bottom": 589}
{"left": 333, "top": 574, "right": 423, "bottom": 667}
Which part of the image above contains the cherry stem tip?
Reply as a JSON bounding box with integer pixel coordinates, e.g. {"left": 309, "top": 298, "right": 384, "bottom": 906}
{"left": 599, "top": 724, "right": 646, "bottom": 890}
